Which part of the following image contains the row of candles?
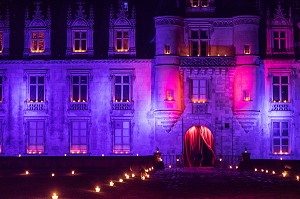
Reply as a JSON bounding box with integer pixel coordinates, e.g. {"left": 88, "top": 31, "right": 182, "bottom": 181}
{"left": 228, "top": 165, "right": 300, "bottom": 182}
{"left": 23, "top": 166, "right": 154, "bottom": 199}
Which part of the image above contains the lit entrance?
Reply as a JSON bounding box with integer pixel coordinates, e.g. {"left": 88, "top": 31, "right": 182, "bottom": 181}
{"left": 184, "top": 126, "right": 215, "bottom": 167}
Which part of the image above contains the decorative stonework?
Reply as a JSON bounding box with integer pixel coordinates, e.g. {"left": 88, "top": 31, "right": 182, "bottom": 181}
{"left": 25, "top": 102, "right": 48, "bottom": 112}
{"left": 111, "top": 101, "right": 134, "bottom": 110}
{"left": 66, "top": 1, "right": 94, "bottom": 57}
{"left": 232, "top": 16, "right": 260, "bottom": 26}
{"left": 24, "top": 2, "right": 51, "bottom": 58}
{"left": 69, "top": 102, "right": 89, "bottom": 111}
{"left": 108, "top": 0, "right": 136, "bottom": 57}
{"left": 154, "top": 110, "right": 182, "bottom": 133}
{"left": 154, "top": 16, "right": 184, "bottom": 27}
{"left": 0, "top": 8, "right": 10, "bottom": 57}
{"left": 270, "top": 103, "right": 291, "bottom": 111}
{"left": 180, "top": 56, "right": 236, "bottom": 66}
{"left": 192, "top": 103, "right": 208, "bottom": 114}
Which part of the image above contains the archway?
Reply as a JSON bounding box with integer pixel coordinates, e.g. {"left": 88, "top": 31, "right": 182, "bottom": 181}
{"left": 184, "top": 126, "right": 215, "bottom": 167}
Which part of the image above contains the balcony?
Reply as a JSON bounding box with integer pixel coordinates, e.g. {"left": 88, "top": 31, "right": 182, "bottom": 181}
{"left": 26, "top": 102, "right": 47, "bottom": 111}
{"left": 270, "top": 101, "right": 292, "bottom": 111}
{"left": 180, "top": 56, "right": 236, "bottom": 67}
{"left": 69, "top": 102, "right": 89, "bottom": 111}
{"left": 112, "top": 101, "right": 134, "bottom": 110}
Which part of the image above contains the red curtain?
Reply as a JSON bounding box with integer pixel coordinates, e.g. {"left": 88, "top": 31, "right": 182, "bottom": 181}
{"left": 184, "top": 126, "right": 215, "bottom": 167}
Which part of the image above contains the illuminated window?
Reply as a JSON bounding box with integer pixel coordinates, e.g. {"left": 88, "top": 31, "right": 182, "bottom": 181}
{"left": 164, "top": 45, "right": 170, "bottom": 54}
{"left": 243, "top": 90, "right": 250, "bottom": 101}
{"left": 273, "top": 31, "right": 286, "bottom": 52}
{"left": 166, "top": 89, "right": 174, "bottom": 101}
{"left": 70, "top": 121, "right": 88, "bottom": 154}
{"left": 201, "top": 0, "right": 209, "bottom": 7}
{"left": 71, "top": 76, "right": 88, "bottom": 102}
{"left": 113, "top": 121, "right": 130, "bottom": 154}
{"left": 31, "top": 32, "right": 45, "bottom": 53}
{"left": 244, "top": 45, "right": 250, "bottom": 54}
{"left": 27, "top": 120, "right": 45, "bottom": 154}
{"left": 73, "top": 32, "right": 87, "bottom": 52}
{"left": 29, "top": 76, "right": 45, "bottom": 102}
{"left": 114, "top": 75, "right": 131, "bottom": 102}
{"left": 0, "top": 32, "right": 3, "bottom": 53}
{"left": 192, "top": 79, "right": 208, "bottom": 102}
{"left": 0, "top": 120, "right": 2, "bottom": 153}
{"left": 189, "top": 30, "right": 208, "bottom": 56}
{"left": 272, "top": 75, "right": 289, "bottom": 102}
{"left": 116, "top": 31, "right": 129, "bottom": 52}
{"left": 191, "top": 0, "right": 199, "bottom": 7}
{"left": 0, "top": 76, "right": 2, "bottom": 102}
{"left": 272, "top": 121, "right": 289, "bottom": 154}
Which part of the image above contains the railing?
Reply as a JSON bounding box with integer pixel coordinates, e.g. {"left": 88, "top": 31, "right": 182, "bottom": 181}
{"left": 270, "top": 102, "right": 291, "bottom": 111}
{"left": 69, "top": 102, "right": 89, "bottom": 111}
{"left": 180, "top": 56, "right": 236, "bottom": 67}
{"left": 26, "top": 102, "right": 47, "bottom": 111}
{"left": 112, "top": 101, "right": 134, "bottom": 110}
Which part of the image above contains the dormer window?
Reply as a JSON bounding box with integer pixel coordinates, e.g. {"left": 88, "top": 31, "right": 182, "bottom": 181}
{"left": 31, "top": 32, "right": 45, "bottom": 53}
{"left": 116, "top": 31, "right": 129, "bottom": 52}
{"left": 191, "top": 0, "right": 209, "bottom": 7}
{"left": 273, "top": 31, "right": 286, "bottom": 52}
{"left": 244, "top": 45, "right": 250, "bottom": 54}
{"left": 192, "top": 0, "right": 199, "bottom": 7}
{"left": 73, "top": 31, "right": 87, "bottom": 53}
{"left": 66, "top": 2, "right": 94, "bottom": 57}
{"left": 24, "top": 2, "right": 51, "bottom": 58}
{"left": 0, "top": 32, "right": 2, "bottom": 53}
{"left": 201, "top": 0, "right": 208, "bottom": 7}
{"left": 109, "top": 1, "right": 136, "bottom": 57}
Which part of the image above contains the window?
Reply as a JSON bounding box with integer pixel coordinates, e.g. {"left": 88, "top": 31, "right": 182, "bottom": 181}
{"left": 73, "top": 32, "right": 87, "bottom": 52}
{"left": 71, "top": 76, "right": 88, "bottom": 102}
{"left": 29, "top": 76, "right": 45, "bottom": 102}
{"left": 114, "top": 121, "right": 130, "bottom": 154}
{"left": 164, "top": 45, "right": 170, "bottom": 54}
{"left": 244, "top": 45, "right": 250, "bottom": 54}
{"left": 0, "top": 120, "right": 2, "bottom": 153}
{"left": 192, "top": 0, "right": 199, "bottom": 7}
{"left": 116, "top": 31, "right": 129, "bottom": 52}
{"left": 272, "top": 121, "right": 289, "bottom": 154}
{"left": 123, "top": 1, "right": 129, "bottom": 11}
{"left": 27, "top": 120, "right": 45, "bottom": 154}
{"left": 243, "top": 90, "right": 250, "bottom": 101}
{"left": 70, "top": 121, "right": 88, "bottom": 154}
{"left": 273, "top": 31, "right": 286, "bottom": 52}
{"left": 201, "top": 0, "right": 208, "bottom": 7}
{"left": 0, "top": 32, "right": 2, "bottom": 53}
{"left": 189, "top": 30, "right": 208, "bottom": 56}
{"left": 114, "top": 75, "right": 130, "bottom": 102}
{"left": 192, "top": 79, "right": 208, "bottom": 103}
{"left": 0, "top": 76, "right": 2, "bottom": 102}
{"left": 272, "top": 75, "right": 289, "bottom": 102}
{"left": 31, "top": 32, "right": 45, "bottom": 53}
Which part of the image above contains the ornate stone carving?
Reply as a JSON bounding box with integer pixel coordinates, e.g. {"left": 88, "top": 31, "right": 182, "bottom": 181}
{"left": 69, "top": 102, "right": 89, "bottom": 111}
{"left": 112, "top": 102, "right": 133, "bottom": 110}
{"left": 180, "top": 56, "right": 236, "bottom": 66}
{"left": 26, "top": 102, "right": 47, "bottom": 112}
{"left": 154, "top": 110, "right": 182, "bottom": 133}
{"left": 154, "top": 16, "right": 184, "bottom": 27}
{"left": 271, "top": 103, "right": 291, "bottom": 111}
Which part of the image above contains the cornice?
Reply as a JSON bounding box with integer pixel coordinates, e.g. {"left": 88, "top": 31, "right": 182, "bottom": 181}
{"left": 154, "top": 16, "right": 184, "bottom": 27}
{"left": 263, "top": 59, "right": 300, "bottom": 65}
{"left": 0, "top": 59, "right": 152, "bottom": 65}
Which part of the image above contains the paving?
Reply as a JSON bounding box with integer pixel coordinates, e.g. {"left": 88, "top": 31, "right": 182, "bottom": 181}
{"left": 0, "top": 167, "right": 300, "bottom": 198}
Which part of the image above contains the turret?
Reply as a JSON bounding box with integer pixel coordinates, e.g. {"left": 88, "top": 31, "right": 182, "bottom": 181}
{"left": 233, "top": 16, "right": 260, "bottom": 111}
{"left": 153, "top": 16, "right": 184, "bottom": 133}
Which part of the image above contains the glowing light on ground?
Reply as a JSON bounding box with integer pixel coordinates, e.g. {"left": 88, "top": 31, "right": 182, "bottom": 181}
{"left": 25, "top": 171, "right": 29, "bottom": 175}
{"left": 229, "top": 166, "right": 232, "bottom": 169}
{"left": 282, "top": 171, "right": 287, "bottom": 177}
{"left": 119, "top": 178, "right": 123, "bottom": 182}
{"left": 109, "top": 181, "right": 114, "bottom": 187}
{"left": 141, "top": 176, "right": 145, "bottom": 180}
{"left": 296, "top": 176, "right": 299, "bottom": 181}
{"left": 71, "top": 171, "right": 75, "bottom": 175}
{"left": 254, "top": 168, "right": 257, "bottom": 172}
{"left": 51, "top": 173, "right": 55, "bottom": 177}
{"left": 131, "top": 173, "right": 135, "bottom": 178}
{"left": 272, "top": 171, "right": 275, "bottom": 174}
{"left": 52, "top": 193, "right": 58, "bottom": 199}
{"left": 266, "top": 170, "right": 268, "bottom": 173}
{"left": 95, "top": 186, "right": 100, "bottom": 192}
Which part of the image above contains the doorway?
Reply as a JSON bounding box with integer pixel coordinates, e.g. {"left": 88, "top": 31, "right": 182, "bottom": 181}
{"left": 184, "top": 126, "right": 215, "bottom": 167}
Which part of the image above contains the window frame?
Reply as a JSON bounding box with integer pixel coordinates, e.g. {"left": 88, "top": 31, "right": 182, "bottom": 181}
{"left": 28, "top": 75, "right": 45, "bottom": 103}
{"left": 273, "top": 30, "right": 287, "bottom": 52}
{"left": 30, "top": 31, "right": 45, "bottom": 53}
{"left": 26, "top": 120, "right": 45, "bottom": 154}
{"left": 189, "top": 29, "right": 209, "bottom": 56}
{"left": 191, "top": 79, "right": 209, "bottom": 103}
{"left": 0, "top": 31, "right": 3, "bottom": 53}
{"left": 113, "top": 120, "right": 131, "bottom": 154}
{"left": 164, "top": 44, "right": 170, "bottom": 54}
{"left": 70, "top": 120, "right": 89, "bottom": 154}
{"left": 70, "top": 75, "right": 89, "bottom": 103}
{"left": 271, "top": 120, "right": 290, "bottom": 154}
{"left": 113, "top": 74, "right": 132, "bottom": 103}
{"left": 73, "top": 31, "right": 87, "bottom": 53}
{"left": 272, "top": 74, "right": 289, "bottom": 102}
{"left": 115, "top": 30, "right": 129, "bottom": 52}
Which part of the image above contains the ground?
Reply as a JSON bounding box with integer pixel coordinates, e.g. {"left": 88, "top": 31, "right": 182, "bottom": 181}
{"left": 0, "top": 167, "right": 299, "bottom": 198}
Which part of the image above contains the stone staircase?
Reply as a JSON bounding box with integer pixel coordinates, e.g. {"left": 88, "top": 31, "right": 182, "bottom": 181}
{"left": 234, "top": 111, "right": 260, "bottom": 133}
